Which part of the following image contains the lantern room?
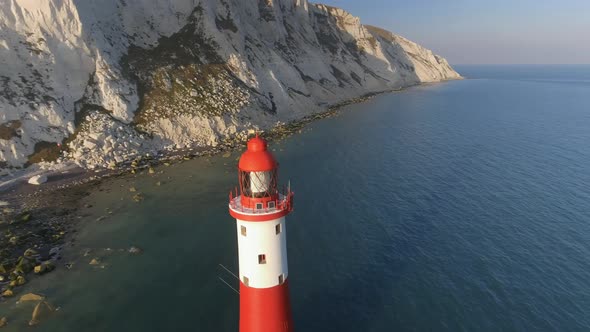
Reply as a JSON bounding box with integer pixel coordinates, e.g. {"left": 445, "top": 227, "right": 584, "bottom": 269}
{"left": 238, "top": 136, "right": 279, "bottom": 210}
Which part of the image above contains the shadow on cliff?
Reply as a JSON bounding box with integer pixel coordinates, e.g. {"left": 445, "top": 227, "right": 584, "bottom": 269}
{"left": 299, "top": 4, "right": 421, "bottom": 102}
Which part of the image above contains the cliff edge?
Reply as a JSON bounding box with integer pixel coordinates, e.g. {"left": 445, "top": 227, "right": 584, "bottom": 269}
{"left": 0, "top": 0, "right": 461, "bottom": 174}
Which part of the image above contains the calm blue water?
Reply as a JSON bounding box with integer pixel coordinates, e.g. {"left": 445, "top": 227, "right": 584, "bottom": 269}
{"left": 2, "top": 65, "right": 590, "bottom": 331}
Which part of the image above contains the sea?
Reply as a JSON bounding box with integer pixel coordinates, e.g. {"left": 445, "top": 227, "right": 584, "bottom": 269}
{"left": 1, "top": 65, "right": 590, "bottom": 331}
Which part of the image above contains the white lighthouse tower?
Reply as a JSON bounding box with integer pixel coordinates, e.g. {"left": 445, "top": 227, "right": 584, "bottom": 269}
{"left": 229, "top": 135, "right": 294, "bottom": 332}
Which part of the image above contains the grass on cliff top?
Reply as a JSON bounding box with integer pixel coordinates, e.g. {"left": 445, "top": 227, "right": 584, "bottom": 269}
{"left": 133, "top": 63, "right": 246, "bottom": 126}
{"left": 0, "top": 120, "right": 22, "bottom": 140}
{"left": 26, "top": 141, "right": 61, "bottom": 165}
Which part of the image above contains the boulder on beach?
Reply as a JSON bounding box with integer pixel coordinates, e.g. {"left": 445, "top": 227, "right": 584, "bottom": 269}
{"left": 21, "top": 213, "right": 31, "bottom": 222}
{"left": 19, "top": 293, "right": 45, "bottom": 302}
{"left": 11, "top": 211, "right": 32, "bottom": 224}
{"left": 28, "top": 175, "right": 48, "bottom": 185}
{"left": 29, "top": 301, "right": 54, "bottom": 326}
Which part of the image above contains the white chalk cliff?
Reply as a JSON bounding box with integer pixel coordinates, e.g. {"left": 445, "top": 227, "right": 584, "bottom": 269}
{"left": 0, "top": 0, "right": 461, "bottom": 174}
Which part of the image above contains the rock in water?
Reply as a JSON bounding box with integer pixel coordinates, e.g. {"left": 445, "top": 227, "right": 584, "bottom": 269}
{"left": 28, "top": 175, "right": 47, "bottom": 185}
{"left": 89, "top": 258, "right": 100, "bottom": 265}
{"left": 128, "top": 246, "right": 143, "bottom": 255}
{"left": 2, "top": 289, "right": 13, "bottom": 298}
{"left": 34, "top": 265, "right": 44, "bottom": 274}
{"left": 148, "top": 167, "right": 155, "bottom": 174}
{"left": 19, "top": 293, "right": 45, "bottom": 302}
{"left": 16, "top": 276, "right": 26, "bottom": 286}
{"left": 23, "top": 248, "right": 37, "bottom": 258}
{"left": 49, "top": 247, "right": 61, "bottom": 259}
{"left": 132, "top": 193, "right": 144, "bottom": 202}
{"left": 34, "top": 261, "right": 55, "bottom": 275}
{"left": 15, "top": 256, "right": 35, "bottom": 274}
{"left": 29, "top": 301, "right": 54, "bottom": 326}
{"left": 0, "top": 317, "right": 7, "bottom": 328}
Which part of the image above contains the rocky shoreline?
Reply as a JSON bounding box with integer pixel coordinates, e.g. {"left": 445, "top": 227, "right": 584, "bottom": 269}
{"left": 0, "top": 86, "right": 404, "bottom": 310}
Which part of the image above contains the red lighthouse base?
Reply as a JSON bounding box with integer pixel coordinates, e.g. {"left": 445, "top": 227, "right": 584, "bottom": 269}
{"left": 239, "top": 280, "right": 293, "bottom": 332}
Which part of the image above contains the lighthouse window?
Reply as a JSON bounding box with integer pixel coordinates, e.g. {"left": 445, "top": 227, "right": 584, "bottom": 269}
{"left": 255, "top": 203, "right": 263, "bottom": 210}
{"left": 258, "top": 254, "right": 267, "bottom": 264}
{"left": 243, "top": 276, "right": 249, "bottom": 286}
{"left": 240, "top": 225, "right": 247, "bottom": 236}
{"left": 239, "top": 169, "right": 278, "bottom": 198}
{"left": 268, "top": 201, "right": 276, "bottom": 209}
{"left": 275, "top": 224, "right": 281, "bottom": 234}
{"left": 251, "top": 171, "right": 271, "bottom": 194}
{"left": 278, "top": 274, "right": 284, "bottom": 285}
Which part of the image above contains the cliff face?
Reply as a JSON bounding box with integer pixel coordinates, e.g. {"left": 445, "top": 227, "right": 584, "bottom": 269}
{"left": 0, "top": 0, "right": 460, "bottom": 174}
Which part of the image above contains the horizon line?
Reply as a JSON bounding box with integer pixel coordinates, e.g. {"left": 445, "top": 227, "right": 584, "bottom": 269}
{"left": 451, "top": 63, "right": 590, "bottom": 66}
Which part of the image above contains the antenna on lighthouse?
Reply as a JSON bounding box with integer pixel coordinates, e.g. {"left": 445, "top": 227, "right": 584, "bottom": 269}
{"left": 217, "top": 264, "right": 240, "bottom": 295}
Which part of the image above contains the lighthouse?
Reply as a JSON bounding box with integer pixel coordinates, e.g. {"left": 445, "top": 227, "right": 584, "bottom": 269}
{"left": 229, "top": 135, "right": 294, "bottom": 332}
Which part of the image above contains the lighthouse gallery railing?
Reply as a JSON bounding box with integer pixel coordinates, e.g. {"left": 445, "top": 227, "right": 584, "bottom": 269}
{"left": 229, "top": 186, "right": 294, "bottom": 214}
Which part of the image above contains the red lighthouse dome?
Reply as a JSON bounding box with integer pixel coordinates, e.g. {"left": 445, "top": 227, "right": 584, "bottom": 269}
{"left": 238, "top": 136, "right": 277, "bottom": 172}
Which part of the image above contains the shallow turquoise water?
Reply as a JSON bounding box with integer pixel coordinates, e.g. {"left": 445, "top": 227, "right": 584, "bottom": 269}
{"left": 2, "top": 65, "right": 590, "bottom": 331}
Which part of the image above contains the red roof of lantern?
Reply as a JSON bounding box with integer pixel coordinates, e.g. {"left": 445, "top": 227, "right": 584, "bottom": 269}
{"left": 238, "top": 136, "right": 277, "bottom": 172}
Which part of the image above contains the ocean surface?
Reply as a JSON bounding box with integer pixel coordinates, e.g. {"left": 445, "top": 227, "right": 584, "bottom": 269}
{"left": 2, "top": 65, "right": 590, "bottom": 331}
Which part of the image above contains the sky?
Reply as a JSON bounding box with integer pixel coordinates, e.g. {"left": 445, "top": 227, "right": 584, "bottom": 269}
{"left": 316, "top": 0, "right": 590, "bottom": 64}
